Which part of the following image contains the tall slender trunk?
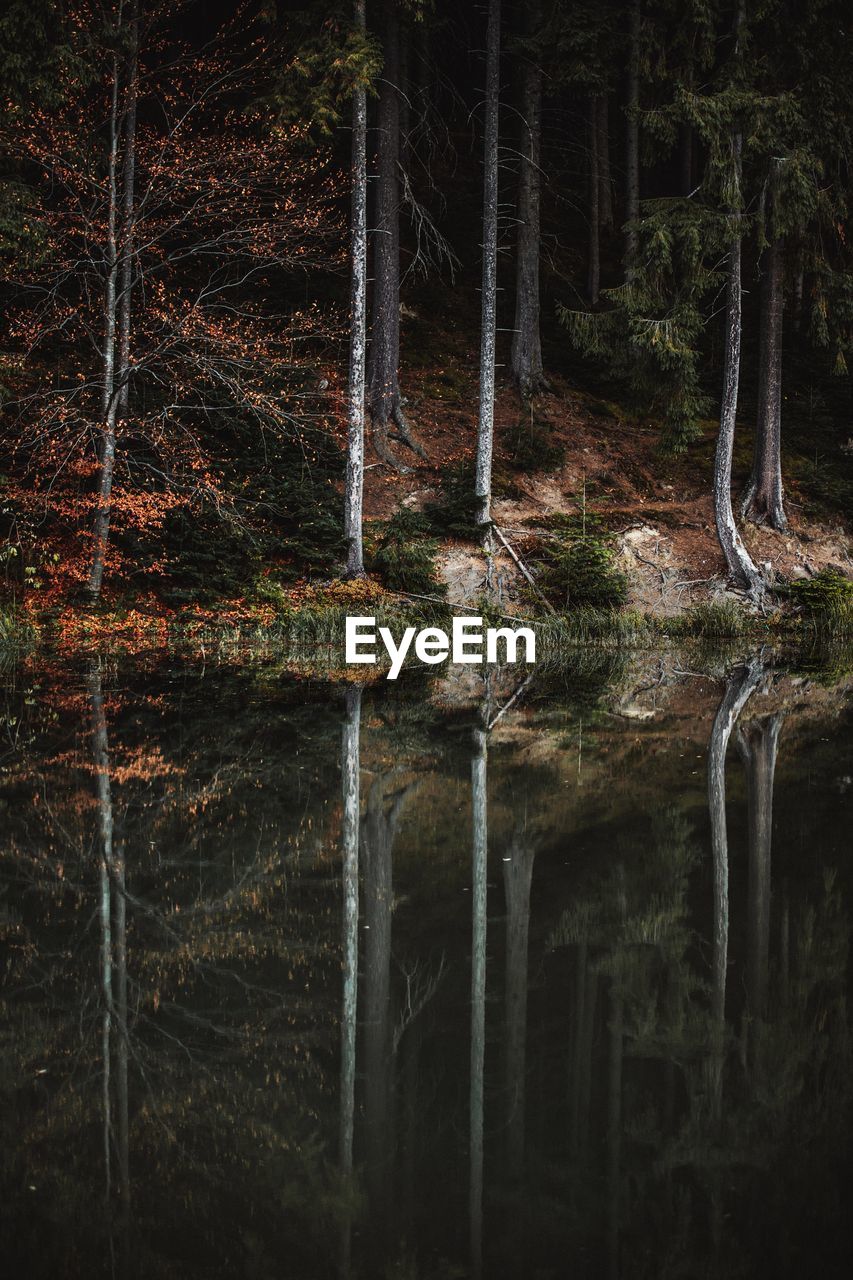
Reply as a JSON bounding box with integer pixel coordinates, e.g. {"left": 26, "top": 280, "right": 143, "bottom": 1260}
{"left": 792, "top": 257, "right": 804, "bottom": 333}
{"left": 707, "top": 660, "right": 762, "bottom": 1124}
{"left": 624, "top": 0, "right": 641, "bottom": 278}
{"left": 88, "top": 44, "right": 123, "bottom": 600}
{"left": 344, "top": 0, "right": 369, "bottom": 576}
{"left": 474, "top": 0, "right": 501, "bottom": 542}
{"left": 743, "top": 231, "right": 787, "bottom": 529}
{"left": 587, "top": 95, "right": 601, "bottom": 305}
{"left": 117, "top": 1, "right": 138, "bottom": 420}
{"left": 469, "top": 724, "right": 488, "bottom": 1280}
{"left": 597, "top": 94, "right": 614, "bottom": 228}
{"left": 339, "top": 687, "right": 361, "bottom": 1278}
{"left": 509, "top": 0, "right": 545, "bottom": 398}
{"left": 367, "top": 0, "right": 422, "bottom": 471}
{"left": 713, "top": 75, "right": 764, "bottom": 595}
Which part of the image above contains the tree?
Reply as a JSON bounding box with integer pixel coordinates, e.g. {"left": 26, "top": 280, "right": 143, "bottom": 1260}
{"left": 366, "top": 0, "right": 424, "bottom": 471}
{"left": 712, "top": 0, "right": 764, "bottom": 596}
{"left": 2, "top": 5, "right": 337, "bottom": 598}
{"left": 509, "top": 0, "right": 547, "bottom": 398}
{"left": 624, "top": 0, "right": 641, "bottom": 278}
{"left": 474, "top": 0, "right": 501, "bottom": 545}
{"left": 344, "top": 0, "right": 369, "bottom": 576}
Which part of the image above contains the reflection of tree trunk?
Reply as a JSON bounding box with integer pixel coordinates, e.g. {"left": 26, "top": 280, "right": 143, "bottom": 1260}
{"left": 607, "top": 987, "right": 623, "bottom": 1280}
{"left": 114, "top": 834, "right": 130, "bottom": 1234}
{"left": 737, "top": 714, "right": 782, "bottom": 1055}
{"left": 339, "top": 687, "right": 361, "bottom": 1277}
{"left": 88, "top": 661, "right": 115, "bottom": 1201}
{"left": 707, "top": 660, "right": 762, "bottom": 1121}
{"left": 362, "top": 770, "right": 408, "bottom": 1260}
{"left": 470, "top": 726, "right": 488, "bottom": 1280}
{"left": 503, "top": 831, "right": 534, "bottom": 1181}
{"left": 569, "top": 941, "right": 597, "bottom": 1160}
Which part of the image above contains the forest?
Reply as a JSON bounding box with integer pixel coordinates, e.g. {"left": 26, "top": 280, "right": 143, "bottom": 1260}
{"left": 0, "top": 0, "right": 852, "bottom": 648}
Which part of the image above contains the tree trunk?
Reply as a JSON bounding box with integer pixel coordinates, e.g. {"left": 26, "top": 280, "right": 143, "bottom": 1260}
{"left": 88, "top": 48, "right": 122, "bottom": 600}
{"left": 117, "top": 1, "right": 138, "bottom": 420}
{"left": 707, "top": 659, "right": 762, "bottom": 1123}
{"left": 474, "top": 0, "right": 501, "bottom": 541}
{"left": 713, "top": 120, "right": 764, "bottom": 595}
{"left": 344, "top": 0, "right": 369, "bottom": 576}
{"left": 339, "top": 686, "right": 361, "bottom": 1277}
{"left": 743, "top": 233, "right": 787, "bottom": 529}
{"left": 597, "top": 94, "right": 614, "bottom": 228}
{"left": 587, "top": 95, "right": 601, "bottom": 305}
{"left": 624, "top": 0, "right": 641, "bottom": 278}
{"left": 367, "top": 0, "right": 423, "bottom": 471}
{"left": 510, "top": 0, "right": 546, "bottom": 398}
{"left": 469, "top": 725, "right": 488, "bottom": 1280}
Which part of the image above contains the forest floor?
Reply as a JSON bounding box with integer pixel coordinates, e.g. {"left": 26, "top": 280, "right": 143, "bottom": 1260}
{"left": 362, "top": 352, "right": 853, "bottom": 619}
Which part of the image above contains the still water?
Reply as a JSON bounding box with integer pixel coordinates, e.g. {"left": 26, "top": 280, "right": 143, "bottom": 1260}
{"left": 2, "top": 651, "right": 852, "bottom": 1278}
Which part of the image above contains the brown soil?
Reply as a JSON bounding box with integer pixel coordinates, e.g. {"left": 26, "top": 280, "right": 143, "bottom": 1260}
{"left": 361, "top": 362, "right": 852, "bottom": 615}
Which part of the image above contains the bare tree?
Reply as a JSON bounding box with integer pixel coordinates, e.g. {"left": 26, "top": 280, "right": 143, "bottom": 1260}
{"left": 743, "top": 175, "right": 788, "bottom": 532}
{"left": 344, "top": 0, "right": 369, "bottom": 576}
{"left": 624, "top": 0, "right": 641, "bottom": 278}
{"left": 366, "top": 0, "right": 424, "bottom": 471}
{"left": 474, "top": 0, "right": 502, "bottom": 545}
{"left": 510, "top": 0, "right": 546, "bottom": 398}
{"left": 713, "top": 0, "right": 764, "bottom": 596}
{"left": 588, "top": 95, "right": 601, "bottom": 305}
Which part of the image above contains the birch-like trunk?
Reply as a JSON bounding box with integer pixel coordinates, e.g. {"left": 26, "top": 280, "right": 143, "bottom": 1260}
{"left": 344, "top": 0, "right": 368, "bottom": 576}
{"left": 743, "top": 232, "right": 787, "bottom": 530}
{"left": 707, "top": 659, "right": 762, "bottom": 1123}
{"left": 587, "top": 95, "right": 601, "bottom": 305}
{"left": 469, "top": 724, "right": 488, "bottom": 1280}
{"left": 509, "top": 0, "right": 546, "bottom": 398}
{"left": 117, "top": 0, "right": 138, "bottom": 421}
{"left": 474, "top": 0, "right": 501, "bottom": 542}
{"left": 624, "top": 0, "right": 641, "bottom": 278}
{"left": 713, "top": 104, "right": 764, "bottom": 595}
{"left": 88, "top": 44, "right": 122, "bottom": 600}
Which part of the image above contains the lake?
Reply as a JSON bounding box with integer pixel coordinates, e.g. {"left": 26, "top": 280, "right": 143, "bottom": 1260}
{"left": 2, "top": 650, "right": 852, "bottom": 1278}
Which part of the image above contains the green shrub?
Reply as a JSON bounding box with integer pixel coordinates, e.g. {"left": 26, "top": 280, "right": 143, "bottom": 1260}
{"left": 790, "top": 568, "right": 853, "bottom": 636}
{"left": 368, "top": 509, "right": 448, "bottom": 599}
{"left": 536, "top": 526, "right": 628, "bottom": 611}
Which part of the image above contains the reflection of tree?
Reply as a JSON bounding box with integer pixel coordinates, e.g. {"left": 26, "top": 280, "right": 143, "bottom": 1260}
{"left": 707, "top": 659, "right": 763, "bottom": 1123}
{"left": 361, "top": 767, "right": 415, "bottom": 1263}
{"left": 338, "top": 686, "right": 361, "bottom": 1278}
{"left": 469, "top": 721, "right": 488, "bottom": 1280}
{"left": 738, "top": 714, "right": 783, "bottom": 1041}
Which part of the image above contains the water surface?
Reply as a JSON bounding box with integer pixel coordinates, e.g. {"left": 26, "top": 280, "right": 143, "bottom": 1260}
{"left": 2, "top": 652, "right": 852, "bottom": 1278}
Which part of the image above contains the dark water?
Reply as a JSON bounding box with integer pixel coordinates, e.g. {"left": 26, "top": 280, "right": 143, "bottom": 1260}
{"left": 2, "top": 653, "right": 852, "bottom": 1278}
